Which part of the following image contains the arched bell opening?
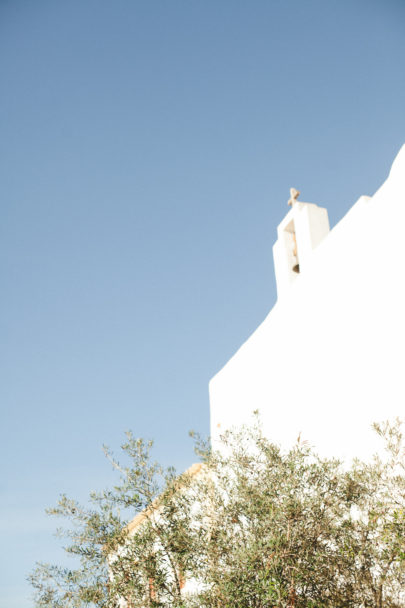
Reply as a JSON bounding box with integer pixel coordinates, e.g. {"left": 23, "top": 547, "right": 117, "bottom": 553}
{"left": 284, "top": 219, "right": 300, "bottom": 275}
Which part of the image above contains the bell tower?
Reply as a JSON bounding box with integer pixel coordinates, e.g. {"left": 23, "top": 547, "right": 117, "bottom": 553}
{"left": 272, "top": 189, "right": 330, "bottom": 298}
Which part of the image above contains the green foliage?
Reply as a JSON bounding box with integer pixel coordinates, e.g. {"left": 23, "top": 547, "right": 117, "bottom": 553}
{"left": 29, "top": 420, "right": 405, "bottom": 608}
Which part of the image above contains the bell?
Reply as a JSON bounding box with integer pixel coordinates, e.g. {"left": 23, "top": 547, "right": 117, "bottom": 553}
{"left": 292, "top": 263, "right": 300, "bottom": 273}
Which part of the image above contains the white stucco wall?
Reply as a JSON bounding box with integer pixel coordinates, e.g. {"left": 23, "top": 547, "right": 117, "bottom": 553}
{"left": 209, "top": 145, "right": 405, "bottom": 462}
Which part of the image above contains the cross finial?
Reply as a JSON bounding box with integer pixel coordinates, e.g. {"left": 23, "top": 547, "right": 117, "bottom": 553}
{"left": 288, "top": 187, "right": 300, "bottom": 207}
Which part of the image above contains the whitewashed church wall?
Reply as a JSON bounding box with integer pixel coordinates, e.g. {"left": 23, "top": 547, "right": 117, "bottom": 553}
{"left": 209, "top": 145, "right": 405, "bottom": 463}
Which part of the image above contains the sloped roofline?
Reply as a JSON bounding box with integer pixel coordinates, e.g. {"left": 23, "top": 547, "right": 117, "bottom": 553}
{"left": 126, "top": 462, "right": 204, "bottom": 534}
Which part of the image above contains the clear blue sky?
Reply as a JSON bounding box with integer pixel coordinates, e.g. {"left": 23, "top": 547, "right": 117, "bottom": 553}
{"left": 1, "top": 1, "right": 404, "bottom": 605}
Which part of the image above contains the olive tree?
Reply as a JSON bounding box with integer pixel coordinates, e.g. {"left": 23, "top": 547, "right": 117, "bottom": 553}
{"left": 29, "top": 434, "right": 202, "bottom": 608}
{"left": 30, "top": 419, "right": 405, "bottom": 608}
{"left": 190, "top": 419, "right": 405, "bottom": 608}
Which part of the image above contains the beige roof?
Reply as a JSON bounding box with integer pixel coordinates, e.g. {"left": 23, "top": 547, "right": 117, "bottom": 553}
{"left": 126, "top": 462, "right": 204, "bottom": 534}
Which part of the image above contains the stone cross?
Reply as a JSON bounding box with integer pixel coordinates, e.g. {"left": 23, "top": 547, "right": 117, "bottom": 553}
{"left": 288, "top": 187, "right": 300, "bottom": 206}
